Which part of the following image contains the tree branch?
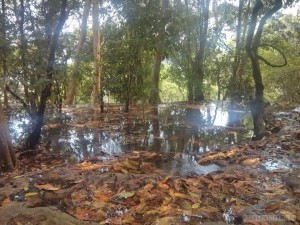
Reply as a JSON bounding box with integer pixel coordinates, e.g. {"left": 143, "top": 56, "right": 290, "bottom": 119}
{"left": 256, "top": 44, "right": 287, "bottom": 67}
{"left": 5, "top": 85, "right": 31, "bottom": 114}
{"left": 253, "top": 0, "right": 282, "bottom": 49}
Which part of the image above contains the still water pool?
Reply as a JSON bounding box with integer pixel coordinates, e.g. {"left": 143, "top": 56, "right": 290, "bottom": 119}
{"left": 8, "top": 102, "right": 253, "bottom": 175}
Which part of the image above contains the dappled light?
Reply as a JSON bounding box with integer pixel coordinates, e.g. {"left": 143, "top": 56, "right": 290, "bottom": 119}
{"left": 0, "top": 0, "right": 300, "bottom": 224}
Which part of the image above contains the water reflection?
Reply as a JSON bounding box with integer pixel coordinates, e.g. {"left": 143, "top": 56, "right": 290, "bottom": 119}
{"left": 8, "top": 102, "right": 253, "bottom": 166}
{"left": 159, "top": 154, "right": 220, "bottom": 176}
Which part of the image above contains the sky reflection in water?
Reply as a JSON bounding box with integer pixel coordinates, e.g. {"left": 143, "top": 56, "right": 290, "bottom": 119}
{"left": 8, "top": 102, "right": 253, "bottom": 175}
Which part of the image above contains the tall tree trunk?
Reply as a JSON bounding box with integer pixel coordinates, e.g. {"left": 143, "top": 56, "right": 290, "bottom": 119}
{"left": 184, "top": 0, "right": 194, "bottom": 101}
{"left": 193, "top": 0, "right": 209, "bottom": 101}
{"left": 149, "top": 0, "right": 169, "bottom": 105}
{"left": 1, "top": 0, "right": 10, "bottom": 109}
{"left": 0, "top": 102, "right": 16, "bottom": 171}
{"left": 245, "top": 0, "right": 282, "bottom": 140}
{"left": 92, "top": 0, "right": 103, "bottom": 111}
{"left": 64, "top": 0, "right": 91, "bottom": 105}
{"left": 231, "top": 0, "right": 244, "bottom": 99}
{"left": 19, "top": 0, "right": 29, "bottom": 100}
{"left": 149, "top": 51, "right": 162, "bottom": 104}
{"left": 24, "top": 0, "right": 68, "bottom": 150}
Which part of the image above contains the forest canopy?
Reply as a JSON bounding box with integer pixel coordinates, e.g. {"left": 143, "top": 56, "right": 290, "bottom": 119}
{"left": 0, "top": 0, "right": 299, "bottom": 151}
{"left": 1, "top": 0, "right": 299, "bottom": 108}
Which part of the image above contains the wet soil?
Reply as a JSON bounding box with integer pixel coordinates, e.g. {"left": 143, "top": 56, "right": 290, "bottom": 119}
{"left": 0, "top": 103, "right": 299, "bottom": 224}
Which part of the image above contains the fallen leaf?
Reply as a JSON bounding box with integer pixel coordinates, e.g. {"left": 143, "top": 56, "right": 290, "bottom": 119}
{"left": 1, "top": 198, "right": 11, "bottom": 206}
{"left": 241, "top": 158, "right": 261, "bottom": 167}
{"left": 192, "top": 203, "right": 200, "bottom": 209}
{"left": 280, "top": 210, "right": 296, "bottom": 221}
{"left": 112, "top": 191, "right": 135, "bottom": 199}
{"left": 13, "top": 175, "right": 24, "bottom": 179}
{"left": 265, "top": 202, "right": 283, "bottom": 213}
{"left": 25, "top": 192, "right": 39, "bottom": 197}
{"left": 72, "top": 207, "right": 104, "bottom": 221}
{"left": 34, "top": 183, "right": 61, "bottom": 191}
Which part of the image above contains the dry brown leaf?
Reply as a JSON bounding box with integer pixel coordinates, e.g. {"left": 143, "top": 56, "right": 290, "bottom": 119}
{"left": 72, "top": 207, "right": 104, "bottom": 221}
{"left": 157, "top": 216, "right": 176, "bottom": 225}
{"left": 78, "top": 161, "right": 103, "bottom": 171}
{"left": 34, "top": 183, "right": 60, "bottom": 191}
{"left": 265, "top": 202, "right": 283, "bottom": 213}
{"left": 169, "top": 190, "right": 192, "bottom": 200}
{"left": 280, "top": 210, "right": 296, "bottom": 221}
{"left": 1, "top": 198, "right": 11, "bottom": 207}
{"left": 241, "top": 158, "right": 261, "bottom": 167}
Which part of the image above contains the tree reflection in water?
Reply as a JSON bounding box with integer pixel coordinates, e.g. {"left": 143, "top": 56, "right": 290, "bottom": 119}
{"left": 8, "top": 102, "right": 252, "bottom": 162}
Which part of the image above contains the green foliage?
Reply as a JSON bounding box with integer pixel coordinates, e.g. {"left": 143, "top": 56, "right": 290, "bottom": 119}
{"left": 261, "top": 13, "right": 300, "bottom": 105}
{"left": 1, "top": 0, "right": 300, "bottom": 108}
{"left": 160, "top": 64, "right": 187, "bottom": 102}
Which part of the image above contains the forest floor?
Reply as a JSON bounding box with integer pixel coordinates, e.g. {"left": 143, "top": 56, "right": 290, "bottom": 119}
{"left": 0, "top": 103, "right": 299, "bottom": 225}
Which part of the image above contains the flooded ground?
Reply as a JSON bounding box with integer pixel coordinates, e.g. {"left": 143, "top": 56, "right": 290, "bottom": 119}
{"left": 1, "top": 103, "right": 300, "bottom": 224}
{"left": 8, "top": 102, "right": 252, "bottom": 176}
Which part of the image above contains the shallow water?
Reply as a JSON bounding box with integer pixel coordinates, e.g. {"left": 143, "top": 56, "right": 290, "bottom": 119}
{"left": 8, "top": 102, "right": 253, "bottom": 175}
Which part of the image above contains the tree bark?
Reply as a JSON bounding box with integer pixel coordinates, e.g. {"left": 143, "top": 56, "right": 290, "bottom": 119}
{"left": 245, "top": 0, "right": 282, "bottom": 140}
{"left": 24, "top": 0, "right": 68, "bottom": 150}
{"left": 0, "top": 103, "right": 16, "bottom": 171}
{"left": 193, "top": 0, "right": 209, "bottom": 101}
{"left": 149, "top": 0, "right": 170, "bottom": 105}
{"left": 19, "top": 0, "right": 29, "bottom": 100}
{"left": 1, "top": 0, "right": 10, "bottom": 109}
{"left": 64, "top": 0, "right": 91, "bottom": 105}
{"left": 149, "top": 51, "right": 162, "bottom": 104}
{"left": 231, "top": 0, "right": 244, "bottom": 99}
{"left": 184, "top": 0, "right": 194, "bottom": 101}
{"left": 92, "top": 0, "right": 103, "bottom": 111}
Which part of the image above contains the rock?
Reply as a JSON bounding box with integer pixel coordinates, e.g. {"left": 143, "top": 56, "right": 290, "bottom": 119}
{"left": 282, "top": 170, "right": 300, "bottom": 194}
{"left": 0, "top": 202, "right": 99, "bottom": 225}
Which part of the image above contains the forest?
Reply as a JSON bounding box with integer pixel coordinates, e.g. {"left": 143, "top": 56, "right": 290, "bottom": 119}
{"left": 0, "top": 0, "right": 300, "bottom": 224}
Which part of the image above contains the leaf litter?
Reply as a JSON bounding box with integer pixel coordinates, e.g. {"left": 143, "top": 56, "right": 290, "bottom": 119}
{"left": 0, "top": 104, "right": 300, "bottom": 224}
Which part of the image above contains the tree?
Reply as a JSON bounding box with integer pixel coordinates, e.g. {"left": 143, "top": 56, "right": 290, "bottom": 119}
{"left": 92, "top": 0, "right": 104, "bottom": 111}
{"left": 65, "top": 0, "right": 91, "bottom": 105}
{"left": 149, "top": 0, "right": 170, "bottom": 105}
{"left": 24, "top": 0, "right": 68, "bottom": 149}
{"left": 0, "top": 0, "right": 9, "bottom": 109}
{"left": 245, "top": 0, "right": 285, "bottom": 140}
{"left": 0, "top": 102, "right": 16, "bottom": 171}
{"left": 193, "top": 0, "right": 209, "bottom": 101}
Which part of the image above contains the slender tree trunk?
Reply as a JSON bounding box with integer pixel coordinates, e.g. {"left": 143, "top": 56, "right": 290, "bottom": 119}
{"left": 24, "top": 0, "right": 68, "bottom": 150}
{"left": 92, "top": 0, "right": 103, "bottom": 110}
{"left": 149, "top": 0, "right": 169, "bottom": 105}
{"left": 246, "top": 0, "right": 282, "bottom": 140}
{"left": 19, "top": 0, "right": 29, "bottom": 100}
{"left": 1, "top": 0, "right": 10, "bottom": 109}
{"left": 193, "top": 0, "right": 209, "bottom": 101}
{"left": 65, "top": 0, "right": 91, "bottom": 105}
{"left": 184, "top": 0, "right": 194, "bottom": 101}
{"left": 0, "top": 103, "right": 16, "bottom": 171}
{"left": 149, "top": 51, "right": 162, "bottom": 104}
{"left": 231, "top": 0, "right": 244, "bottom": 98}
